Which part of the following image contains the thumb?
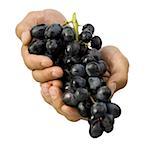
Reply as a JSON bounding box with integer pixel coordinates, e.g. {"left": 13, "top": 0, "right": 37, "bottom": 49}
{"left": 107, "top": 71, "right": 128, "bottom": 95}
{"left": 107, "top": 81, "right": 116, "bottom": 95}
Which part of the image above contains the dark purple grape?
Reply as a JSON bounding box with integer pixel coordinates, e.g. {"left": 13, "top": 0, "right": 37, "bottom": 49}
{"left": 86, "top": 61, "right": 101, "bottom": 76}
{"left": 28, "top": 39, "right": 46, "bottom": 55}
{"left": 96, "top": 86, "right": 111, "bottom": 102}
{"left": 107, "top": 103, "right": 121, "bottom": 118}
{"left": 88, "top": 77, "right": 102, "bottom": 90}
{"left": 65, "top": 41, "right": 80, "bottom": 56}
{"left": 98, "top": 60, "right": 107, "bottom": 76}
{"left": 91, "top": 102, "right": 107, "bottom": 119}
{"left": 77, "top": 101, "right": 91, "bottom": 118}
{"left": 71, "top": 64, "right": 86, "bottom": 77}
{"left": 79, "top": 43, "right": 88, "bottom": 56}
{"left": 91, "top": 36, "right": 102, "bottom": 50}
{"left": 63, "top": 56, "right": 80, "bottom": 67}
{"left": 71, "top": 76, "right": 86, "bottom": 88}
{"left": 102, "top": 114, "right": 114, "bottom": 133}
{"left": 75, "top": 88, "right": 89, "bottom": 102}
{"left": 79, "top": 31, "right": 92, "bottom": 43}
{"left": 31, "top": 24, "right": 47, "bottom": 39}
{"left": 88, "top": 48, "right": 101, "bottom": 61}
{"left": 63, "top": 92, "right": 78, "bottom": 107}
{"left": 82, "top": 55, "right": 96, "bottom": 64}
{"left": 82, "top": 24, "right": 95, "bottom": 34}
{"left": 62, "top": 26, "right": 75, "bottom": 42}
{"left": 45, "top": 23, "right": 62, "bottom": 39}
{"left": 89, "top": 120, "right": 104, "bottom": 138}
{"left": 46, "top": 39, "right": 58, "bottom": 53}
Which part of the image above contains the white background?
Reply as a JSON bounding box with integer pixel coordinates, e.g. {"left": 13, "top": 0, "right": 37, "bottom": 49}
{"left": 0, "top": 0, "right": 151, "bottom": 149}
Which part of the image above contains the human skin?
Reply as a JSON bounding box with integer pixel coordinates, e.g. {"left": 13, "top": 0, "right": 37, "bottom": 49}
{"left": 16, "top": 9, "right": 129, "bottom": 122}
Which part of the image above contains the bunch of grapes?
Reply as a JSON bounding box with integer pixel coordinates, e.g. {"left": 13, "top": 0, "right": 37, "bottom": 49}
{"left": 28, "top": 13, "right": 121, "bottom": 138}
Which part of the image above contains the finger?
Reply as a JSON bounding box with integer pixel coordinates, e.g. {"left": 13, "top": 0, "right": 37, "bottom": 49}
{"left": 43, "top": 9, "right": 66, "bottom": 25}
{"left": 21, "top": 46, "right": 53, "bottom": 70}
{"left": 103, "top": 70, "right": 110, "bottom": 77}
{"left": 32, "top": 66, "right": 63, "bottom": 83}
{"left": 41, "top": 80, "right": 63, "bottom": 105}
{"left": 16, "top": 9, "right": 66, "bottom": 44}
{"left": 48, "top": 86, "right": 64, "bottom": 114}
{"left": 16, "top": 10, "right": 42, "bottom": 39}
{"left": 21, "top": 31, "right": 32, "bottom": 45}
{"left": 61, "top": 105, "right": 81, "bottom": 122}
{"left": 40, "top": 80, "right": 63, "bottom": 89}
{"left": 107, "top": 70, "right": 128, "bottom": 94}
{"left": 41, "top": 90, "right": 52, "bottom": 105}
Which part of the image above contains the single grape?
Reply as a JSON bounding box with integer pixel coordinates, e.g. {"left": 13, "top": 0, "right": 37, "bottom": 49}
{"left": 102, "top": 114, "right": 114, "bottom": 133}
{"left": 86, "top": 61, "right": 101, "bottom": 76}
{"left": 45, "top": 23, "right": 62, "bottom": 39}
{"left": 63, "top": 92, "right": 78, "bottom": 107}
{"left": 79, "top": 31, "right": 92, "bottom": 43}
{"left": 31, "top": 24, "right": 47, "bottom": 39}
{"left": 71, "top": 64, "right": 86, "bottom": 77}
{"left": 62, "top": 26, "right": 75, "bottom": 42}
{"left": 98, "top": 60, "right": 107, "bottom": 76}
{"left": 107, "top": 103, "right": 121, "bottom": 118}
{"left": 46, "top": 39, "right": 58, "bottom": 53}
{"left": 91, "top": 102, "right": 107, "bottom": 119}
{"left": 71, "top": 76, "right": 86, "bottom": 88}
{"left": 91, "top": 36, "right": 102, "bottom": 50}
{"left": 65, "top": 41, "right": 80, "bottom": 56}
{"left": 77, "top": 101, "right": 91, "bottom": 118}
{"left": 74, "top": 88, "right": 89, "bottom": 102}
{"left": 88, "top": 77, "right": 102, "bottom": 91}
{"left": 63, "top": 56, "right": 80, "bottom": 66}
{"left": 82, "top": 24, "right": 95, "bottom": 34}
{"left": 96, "top": 86, "right": 111, "bottom": 102}
{"left": 28, "top": 39, "right": 46, "bottom": 55}
{"left": 89, "top": 120, "right": 104, "bottom": 138}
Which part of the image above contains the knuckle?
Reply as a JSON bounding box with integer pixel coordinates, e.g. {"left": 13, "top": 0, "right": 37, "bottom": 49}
{"left": 119, "top": 75, "right": 128, "bottom": 89}
{"left": 27, "top": 11, "right": 35, "bottom": 16}
{"left": 32, "top": 71, "right": 40, "bottom": 82}
{"left": 65, "top": 116, "right": 80, "bottom": 122}
{"left": 24, "top": 56, "right": 32, "bottom": 70}
{"left": 16, "top": 22, "right": 23, "bottom": 38}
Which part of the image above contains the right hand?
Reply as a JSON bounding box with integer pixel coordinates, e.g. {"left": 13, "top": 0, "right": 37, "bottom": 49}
{"left": 16, "top": 9, "right": 82, "bottom": 122}
{"left": 16, "top": 9, "right": 65, "bottom": 82}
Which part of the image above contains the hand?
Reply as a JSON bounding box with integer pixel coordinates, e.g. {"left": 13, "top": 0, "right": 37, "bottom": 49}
{"left": 41, "top": 46, "right": 129, "bottom": 122}
{"left": 16, "top": 9, "right": 66, "bottom": 82}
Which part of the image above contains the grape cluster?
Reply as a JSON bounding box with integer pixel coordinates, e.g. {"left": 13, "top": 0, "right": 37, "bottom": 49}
{"left": 28, "top": 16, "right": 121, "bottom": 138}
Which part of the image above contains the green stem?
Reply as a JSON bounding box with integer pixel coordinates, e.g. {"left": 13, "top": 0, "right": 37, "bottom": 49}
{"left": 72, "top": 13, "right": 79, "bottom": 41}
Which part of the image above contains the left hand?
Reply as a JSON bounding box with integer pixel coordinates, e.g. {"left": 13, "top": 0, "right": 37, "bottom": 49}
{"left": 41, "top": 46, "right": 129, "bottom": 122}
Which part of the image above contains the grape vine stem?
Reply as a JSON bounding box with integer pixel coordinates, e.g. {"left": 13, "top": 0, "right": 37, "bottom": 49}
{"left": 72, "top": 12, "right": 79, "bottom": 41}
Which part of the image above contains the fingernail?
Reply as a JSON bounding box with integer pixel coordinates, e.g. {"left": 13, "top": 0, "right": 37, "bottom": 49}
{"left": 109, "top": 83, "right": 116, "bottom": 95}
{"left": 52, "top": 69, "right": 63, "bottom": 78}
{"left": 41, "top": 60, "right": 52, "bottom": 67}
